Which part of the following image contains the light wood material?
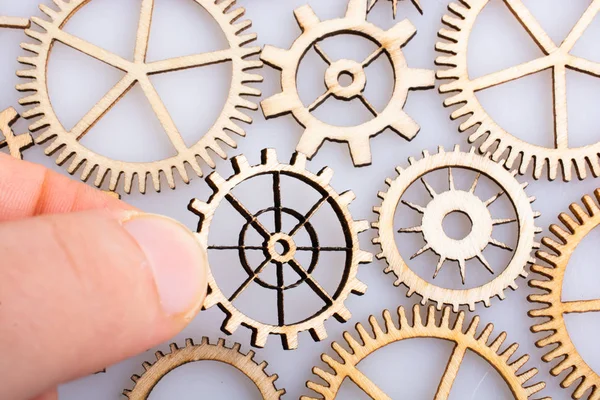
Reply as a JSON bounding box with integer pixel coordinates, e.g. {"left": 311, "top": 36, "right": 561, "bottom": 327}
{"left": 373, "top": 146, "right": 540, "bottom": 311}
{"left": 123, "top": 337, "right": 285, "bottom": 399}
{"left": 189, "top": 149, "right": 372, "bottom": 350}
{"left": 367, "top": 0, "right": 423, "bottom": 17}
{"left": 436, "top": 0, "right": 600, "bottom": 181}
{"left": 0, "top": 16, "right": 30, "bottom": 29}
{"left": 260, "top": 0, "right": 434, "bottom": 167}
{"left": 529, "top": 189, "right": 600, "bottom": 400}
{"left": 303, "top": 305, "right": 549, "bottom": 400}
{"left": 0, "top": 107, "right": 33, "bottom": 159}
{"left": 17, "top": 0, "right": 262, "bottom": 194}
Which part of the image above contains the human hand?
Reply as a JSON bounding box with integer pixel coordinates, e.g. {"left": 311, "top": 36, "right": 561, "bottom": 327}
{"left": 0, "top": 154, "right": 208, "bottom": 400}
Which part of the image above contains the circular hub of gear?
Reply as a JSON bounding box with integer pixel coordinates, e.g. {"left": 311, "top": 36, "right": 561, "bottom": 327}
{"left": 302, "top": 305, "right": 549, "bottom": 400}
{"left": 123, "top": 337, "right": 285, "bottom": 399}
{"left": 529, "top": 190, "right": 600, "bottom": 400}
{"left": 17, "top": 0, "right": 262, "bottom": 193}
{"left": 0, "top": 107, "right": 33, "bottom": 160}
{"left": 189, "top": 149, "right": 372, "bottom": 350}
{"left": 436, "top": 0, "right": 600, "bottom": 181}
{"left": 260, "top": 0, "right": 434, "bottom": 167}
{"left": 373, "top": 146, "right": 540, "bottom": 310}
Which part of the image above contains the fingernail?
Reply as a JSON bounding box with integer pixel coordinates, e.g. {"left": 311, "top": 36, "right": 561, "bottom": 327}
{"left": 124, "top": 215, "right": 207, "bottom": 319}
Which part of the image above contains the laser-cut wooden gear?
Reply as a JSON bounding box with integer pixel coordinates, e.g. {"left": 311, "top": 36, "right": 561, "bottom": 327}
{"left": 373, "top": 146, "right": 540, "bottom": 311}
{"left": 303, "top": 305, "right": 549, "bottom": 400}
{"left": 17, "top": 0, "right": 262, "bottom": 193}
{"left": 529, "top": 189, "right": 600, "bottom": 400}
{"left": 123, "top": 337, "right": 285, "bottom": 400}
{"left": 367, "top": 0, "right": 423, "bottom": 17}
{"left": 436, "top": 0, "right": 600, "bottom": 181}
{"left": 189, "top": 149, "right": 372, "bottom": 350}
{"left": 0, "top": 107, "right": 33, "bottom": 160}
{"left": 260, "top": 0, "right": 434, "bottom": 167}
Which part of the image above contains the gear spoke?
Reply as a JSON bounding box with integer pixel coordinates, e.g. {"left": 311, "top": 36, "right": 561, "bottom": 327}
{"left": 289, "top": 194, "right": 330, "bottom": 236}
{"left": 146, "top": 49, "right": 234, "bottom": 74}
{"left": 296, "top": 246, "right": 352, "bottom": 251}
{"left": 308, "top": 90, "right": 332, "bottom": 112}
{"left": 434, "top": 344, "right": 467, "bottom": 400}
{"left": 420, "top": 177, "right": 437, "bottom": 198}
{"left": 70, "top": 75, "right": 137, "bottom": 140}
{"left": 448, "top": 167, "right": 455, "bottom": 191}
{"left": 229, "top": 257, "right": 273, "bottom": 302}
{"left": 362, "top": 46, "right": 385, "bottom": 67}
{"left": 276, "top": 261, "right": 285, "bottom": 326}
{"left": 273, "top": 172, "right": 283, "bottom": 233}
{"left": 359, "top": 95, "right": 378, "bottom": 116}
{"left": 503, "top": 0, "right": 558, "bottom": 54}
{"left": 568, "top": 56, "right": 600, "bottom": 78}
{"left": 553, "top": 65, "right": 569, "bottom": 149}
{"left": 209, "top": 245, "right": 265, "bottom": 250}
{"left": 562, "top": 299, "right": 600, "bottom": 314}
{"left": 469, "top": 173, "right": 481, "bottom": 194}
{"left": 489, "top": 238, "right": 513, "bottom": 252}
{"left": 134, "top": 0, "right": 154, "bottom": 63}
{"left": 470, "top": 57, "right": 553, "bottom": 92}
{"left": 288, "top": 259, "right": 333, "bottom": 305}
{"left": 561, "top": 0, "right": 600, "bottom": 52}
{"left": 485, "top": 190, "right": 505, "bottom": 207}
{"left": 347, "top": 367, "right": 392, "bottom": 400}
{"left": 314, "top": 43, "right": 333, "bottom": 65}
{"left": 225, "top": 193, "right": 272, "bottom": 240}
{"left": 402, "top": 199, "right": 426, "bottom": 214}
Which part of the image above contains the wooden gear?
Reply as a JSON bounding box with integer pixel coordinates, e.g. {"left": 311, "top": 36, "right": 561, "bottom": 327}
{"left": 302, "top": 305, "right": 549, "bottom": 400}
{"left": 437, "top": 0, "right": 600, "bottom": 181}
{"left": 189, "top": 149, "right": 372, "bottom": 350}
{"left": 17, "top": 0, "right": 262, "bottom": 193}
{"left": 0, "top": 107, "right": 33, "bottom": 159}
{"left": 123, "top": 337, "right": 285, "bottom": 399}
{"left": 367, "top": 0, "right": 423, "bottom": 17}
{"left": 260, "top": 0, "right": 434, "bottom": 167}
{"left": 529, "top": 189, "right": 600, "bottom": 400}
{"left": 373, "top": 146, "right": 540, "bottom": 311}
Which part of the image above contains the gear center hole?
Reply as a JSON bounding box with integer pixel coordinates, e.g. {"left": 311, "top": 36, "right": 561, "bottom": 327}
{"left": 442, "top": 211, "right": 473, "bottom": 240}
{"left": 275, "top": 239, "right": 291, "bottom": 256}
{"left": 337, "top": 71, "right": 354, "bottom": 87}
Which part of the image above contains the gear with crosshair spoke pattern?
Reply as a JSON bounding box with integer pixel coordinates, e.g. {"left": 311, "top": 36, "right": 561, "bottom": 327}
{"left": 302, "top": 305, "right": 549, "bottom": 400}
{"left": 373, "top": 146, "right": 541, "bottom": 311}
{"left": 0, "top": 107, "right": 33, "bottom": 160}
{"left": 123, "top": 337, "right": 285, "bottom": 399}
{"left": 529, "top": 189, "right": 600, "bottom": 400}
{"left": 189, "top": 149, "right": 372, "bottom": 350}
{"left": 437, "top": 0, "right": 600, "bottom": 181}
{"left": 17, "top": 0, "right": 262, "bottom": 193}
{"left": 260, "top": 0, "right": 434, "bottom": 167}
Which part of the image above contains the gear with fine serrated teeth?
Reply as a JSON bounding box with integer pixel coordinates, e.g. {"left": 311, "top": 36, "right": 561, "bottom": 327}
{"left": 302, "top": 305, "right": 549, "bottom": 400}
{"left": 123, "top": 337, "right": 285, "bottom": 399}
{"left": 260, "top": 0, "right": 434, "bottom": 167}
{"left": 373, "top": 146, "right": 540, "bottom": 311}
{"left": 0, "top": 107, "right": 33, "bottom": 160}
{"left": 17, "top": 0, "right": 262, "bottom": 194}
{"left": 529, "top": 189, "right": 600, "bottom": 400}
{"left": 436, "top": 0, "right": 600, "bottom": 181}
{"left": 189, "top": 149, "right": 372, "bottom": 350}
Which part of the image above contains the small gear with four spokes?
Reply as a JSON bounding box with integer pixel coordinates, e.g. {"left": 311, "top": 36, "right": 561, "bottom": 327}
{"left": 529, "top": 189, "right": 600, "bottom": 400}
{"left": 373, "top": 146, "right": 540, "bottom": 311}
{"left": 260, "top": 0, "right": 434, "bottom": 166}
{"left": 437, "top": 0, "right": 600, "bottom": 181}
{"left": 303, "top": 305, "right": 549, "bottom": 399}
{"left": 123, "top": 337, "right": 285, "bottom": 399}
{"left": 189, "top": 149, "right": 372, "bottom": 349}
{"left": 0, "top": 107, "right": 33, "bottom": 160}
{"left": 17, "top": 0, "right": 262, "bottom": 193}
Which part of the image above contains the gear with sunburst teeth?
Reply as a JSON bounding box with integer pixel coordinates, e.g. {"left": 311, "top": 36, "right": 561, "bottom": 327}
{"left": 260, "top": 0, "right": 434, "bottom": 167}
{"left": 0, "top": 107, "right": 33, "bottom": 160}
{"left": 16, "top": 0, "right": 262, "bottom": 194}
{"left": 436, "top": 0, "right": 600, "bottom": 181}
{"left": 302, "top": 305, "right": 549, "bottom": 400}
{"left": 123, "top": 337, "right": 285, "bottom": 399}
{"left": 367, "top": 0, "right": 423, "bottom": 18}
{"left": 529, "top": 189, "right": 600, "bottom": 400}
{"left": 189, "top": 149, "right": 372, "bottom": 350}
{"left": 373, "top": 146, "right": 541, "bottom": 311}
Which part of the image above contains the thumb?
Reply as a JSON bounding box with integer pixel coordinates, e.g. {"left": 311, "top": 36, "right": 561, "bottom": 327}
{"left": 0, "top": 209, "right": 207, "bottom": 400}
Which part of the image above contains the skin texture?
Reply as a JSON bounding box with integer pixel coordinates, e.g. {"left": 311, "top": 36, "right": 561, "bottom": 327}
{"left": 0, "top": 154, "right": 208, "bottom": 400}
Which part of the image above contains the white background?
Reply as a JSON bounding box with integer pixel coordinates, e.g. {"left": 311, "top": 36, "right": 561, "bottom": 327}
{"left": 2, "top": 0, "right": 600, "bottom": 399}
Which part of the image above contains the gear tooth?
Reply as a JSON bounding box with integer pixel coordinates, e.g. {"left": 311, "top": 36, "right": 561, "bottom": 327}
{"left": 335, "top": 306, "right": 352, "bottom": 322}
{"left": 252, "top": 328, "right": 269, "bottom": 348}
{"left": 589, "top": 157, "right": 600, "bottom": 178}
{"left": 185, "top": 338, "right": 194, "bottom": 347}
{"left": 260, "top": 92, "right": 296, "bottom": 118}
{"left": 291, "top": 151, "right": 307, "bottom": 168}
{"left": 282, "top": 331, "right": 299, "bottom": 350}
{"left": 316, "top": 166, "right": 334, "bottom": 185}
{"left": 465, "top": 315, "right": 479, "bottom": 336}
{"left": 517, "top": 367, "right": 538, "bottom": 385}
{"left": 425, "top": 305, "right": 437, "bottom": 326}
{"left": 384, "top": 19, "right": 417, "bottom": 48}
{"left": 311, "top": 326, "right": 328, "bottom": 342}
{"left": 226, "top": 7, "right": 245, "bottom": 23}
{"left": 123, "top": 389, "right": 132, "bottom": 398}
{"left": 296, "top": 129, "right": 325, "bottom": 160}
{"left": 397, "top": 306, "right": 409, "bottom": 329}
{"left": 155, "top": 350, "right": 164, "bottom": 360}
{"left": 354, "top": 220, "right": 370, "bottom": 234}
{"left": 142, "top": 361, "right": 152, "bottom": 371}
{"left": 131, "top": 374, "right": 140, "bottom": 383}
{"left": 293, "top": 5, "right": 320, "bottom": 30}
{"left": 373, "top": 206, "right": 381, "bottom": 214}
{"left": 188, "top": 198, "right": 211, "bottom": 217}
{"left": 500, "top": 343, "right": 519, "bottom": 361}
{"left": 347, "top": 135, "right": 373, "bottom": 166}
{"left": 217, "top": 338, "right": 226, "bottom": 348}
{"left": 511, "top": 354, "right": 530, "bottom": 372}
{"left": 339, "top": 190, "right": 355, "bottom": 206}
{"left": 206, "top": 171, "right": 226, "bottom": 189}
{"left": 478, "top": 323, "right": 494, "bottom": 344}
{"left": 490, "top": 331, "right": 507, "bottom": 353}
{"left": 351, "top": 278, "right": 368, "bottom": 295}
{"left": 231, "top": 154, "right": 250, "bottom": 172}
{"left": 411, "top": 304, "right": 423, "bottom": 327}
{"left": 223, "top": 315, "right": 242, "bottom": 334}
{"left": 395, "top": 166, "right": 403, "bottom": 174}
{"left": 202, "top": 291, "right": 219, "bottom": 308}
{"left": 345, "top": 0, "right": 368, "bottom": 20}
{"left": 408, "top": 156, "right": 417, "bottom": 165}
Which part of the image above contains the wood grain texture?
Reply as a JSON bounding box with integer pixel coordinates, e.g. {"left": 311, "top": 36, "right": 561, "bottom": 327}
{"left": 0, "top": 16, "right": 30, "bottom": 29}
{"left": 123, "top": 337, "right": 285, "bottom": 399}
{"left": 16, "top": 0, "right": 262, "bottom": 194}
{"left": 189, "top": 149, "right": 372, "bottom": 350}
{"left": 529, "top": 189, "right": 600, "bottom": 400}
{"left": 436, "top": 0, "right": 600, "bottom": 181}
{"left": 367, "top": 0, "right": 423, "bottom": 17}
{"left": 303, "top": 305, "right": 549, "bottom": 400}
{"left": 0, "top": 107, "right": 33, "bottom": 160}
{"left": 373, "top": 146, "right": 541, "bottom": 311}
{"left": 260, "top": 0, "right": 434, "bottom": 167}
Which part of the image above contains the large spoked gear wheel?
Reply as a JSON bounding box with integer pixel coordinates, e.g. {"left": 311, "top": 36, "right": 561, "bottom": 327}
{"left": 529, "top": 190, "right": 600, "bottom": 400}
{"left": 303, "top": 305, "right": 549, "bottom": 400}
{"left": 373, "top": 146, "right": 540, "bottom": 311}
{"left": 260, "top": 0, "right": 434, "bottom": 166}
{"left": 437, "top": 0, "right": 600, "bottom": 181}
{"left": 17, "top": 0, "right": 262, "bottom": 193}
{"left": 123, "top": 337, "right": 285, "bottom": 399}
{"left": 189, "top": 149, "right": 372, "bottom": 350}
